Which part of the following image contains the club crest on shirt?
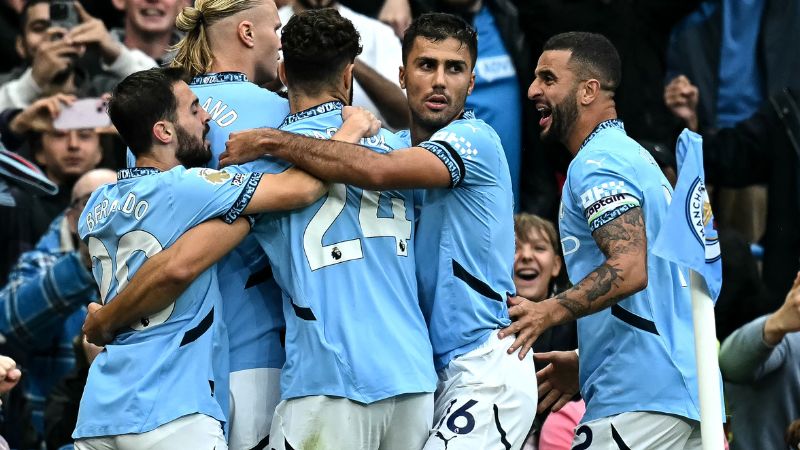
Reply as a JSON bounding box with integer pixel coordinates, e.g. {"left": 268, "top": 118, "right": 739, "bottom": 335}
{"left": 199, "top": 168, "right": 231, "bottom": 185}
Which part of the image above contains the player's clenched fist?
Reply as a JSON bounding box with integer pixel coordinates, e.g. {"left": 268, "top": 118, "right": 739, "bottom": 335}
{"left": 220, "top": 128, "right": 274, "bottom": 167}
{"left": 83, "top": 302, "right": 115, "bottom": 347}
{"left": 341, "top": 106, "right": 381, "bottom": 139}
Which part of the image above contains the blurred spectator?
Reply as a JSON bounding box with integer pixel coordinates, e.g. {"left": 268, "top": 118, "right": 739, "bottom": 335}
{"left": 667, "top": 0, "right": 799, "bottom": 132}
{"left": 0, "top": 0, "right": 25, "bottom": 73}
{"left": 430, "top": 0, "right": 530, "bottom": 208}
{"left": 279, "top": 0, "right": 409, "bottom": 129}
{"left": 0, "top": 0, "right": 156, "bottom": 111}
{"left": 513, "top": 213, "right": 578, "bottom": 448}
{"left": 666, "top": 77, "right": 800, "bottom": 317}
{"left": 719, "top": 272, "right": 800, "bottom": 450}
{"left": 0, "top": 169, "right": 112, "bottom": 441}
{"left": 513, "top": 214, "right": 576, "bottom": 357}
{"left": 109, "top": 0, "right": 185, "bottom": 64}
{"left": 44, "top": 335, "right": 102, "bottom": 450}
{"left": 0, "top": 146, "right": 58, "bottom": 282}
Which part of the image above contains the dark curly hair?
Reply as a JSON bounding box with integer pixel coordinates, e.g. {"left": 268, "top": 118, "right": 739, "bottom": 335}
{"left": 281, "top": 8, "right": 362, "bottom": 94}
{"left": 402, "top": 13, "right": 477, "bottom": 69}
{"left": 108, "top": 67, "right": 186, "bottom": 157}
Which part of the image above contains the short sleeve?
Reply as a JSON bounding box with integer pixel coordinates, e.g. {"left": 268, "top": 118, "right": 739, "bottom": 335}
{"left": 170, "top": 167, "right": 262, "bottom": 226}
{"left": 570, "top": 151, "right": 644, "bottom": 233}
{"left": 418, "top": 120, "right": 501, "bottom": 188}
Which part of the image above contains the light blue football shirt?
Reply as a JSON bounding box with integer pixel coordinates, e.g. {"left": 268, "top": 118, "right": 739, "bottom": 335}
{"left": 190, "top": 72, "right": 290, "bottom": 372}
{"left": 73, "top": 166, "right": 261, "bottom": 438}
{"left": 397, "top": 110, "right": 516, "bottom": 370}
{"left": 246, "top": 101, "right": 436, "bottom": 403}
{"left": 559, "top": 119, "right": 702, "bottom": 422}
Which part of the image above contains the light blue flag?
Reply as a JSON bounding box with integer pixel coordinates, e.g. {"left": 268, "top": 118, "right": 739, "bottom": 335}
{"left": 652, "top": 129, "right": 722, "bottom": 301}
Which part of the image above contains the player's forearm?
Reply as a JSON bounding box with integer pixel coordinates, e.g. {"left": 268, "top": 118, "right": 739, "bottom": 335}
{"left": 271, "top": 133, "right": 389, "bottom": 190}
{"left": 353, "top": 59, "right": 409, "bottom": 129}
{"left": 98, "top": 218, "right": 250, "bottom": 333}
{"left": 552, "top": 257, "right": 647, "bottom": 321}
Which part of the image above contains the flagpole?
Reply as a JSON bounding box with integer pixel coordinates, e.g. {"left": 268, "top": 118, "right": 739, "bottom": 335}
{"left": 690, "top": 269, "right": 725, "bottom": 450}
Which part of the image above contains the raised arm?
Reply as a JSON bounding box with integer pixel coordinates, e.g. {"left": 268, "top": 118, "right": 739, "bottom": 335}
{"left": 720, "top": 273, "right": 800, "bottom": 383}
{"left": 223, "top": 128, "right": 451, "bottom": 190}
{"left": 82, "top": 217, "right": 251, "bottom": 345}
{"left": 500, "top": 208, "right": 648, "bottom": 358}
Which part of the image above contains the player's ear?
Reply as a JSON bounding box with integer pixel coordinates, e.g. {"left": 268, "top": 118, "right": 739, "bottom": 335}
{"left": 278, "top": 61, "right": 288, "bottom": 88}
{"left": 111, "top": 0, "right": 126, "bottom": 12}
{"left": 398, "top": 65, "right": 406, "bottom": 90}
{"left": 152, "top": 120, "right": 173, "bottom": 145}
{"left": 581, "top": 79, "right": 601, "bottom": 105}
{"left": 238, "top": 20, "right": 255, "bottom": 48}
{"left": 342, "top": 63, "right": 354, "bottom": 92}
{"left": 467, "top": 72, "right": 475, "bottom": 96}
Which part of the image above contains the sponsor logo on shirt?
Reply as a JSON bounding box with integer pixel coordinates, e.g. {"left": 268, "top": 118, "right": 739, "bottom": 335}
{"left": 579, "top": 181, "right": 629, "bottom": 208}
{"left": 430, "top": 130, "right": 479, "bottom": 160}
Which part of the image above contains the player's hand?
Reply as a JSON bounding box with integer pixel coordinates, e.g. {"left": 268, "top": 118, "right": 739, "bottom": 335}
{"left": 83, "top": 302, "right": 116, "bottom": 346}
{"left": 379, "top": 0, "right": 412, "bottom": 38}
{"left": 664, "top": 75, "right": 699, "bottom": 131}
{"left": 499, "top": 295, "right": 559, "bottom": 359}
{"left": 221, "top": 128, "right": 278, "bottom": 167}
{"left": 337, "top": 106, "right": 381, "bottom": 142}
{"left": 67, "top": 2, "right": 121, "bottom": 63}
{"left": 0, "top": 355, "right": 22, "bottom": 395}
{"left": 534, "top": 351, "right": 579, "bottom": 413}
{"left": 9, "top": 93, "right": 76, "bottom": 134}
{"left": 765, "top": 272, "right": 800, "bottom": 345}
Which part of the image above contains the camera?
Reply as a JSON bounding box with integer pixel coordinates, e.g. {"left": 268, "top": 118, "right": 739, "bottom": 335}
{"left": 49, "top": 0, "right": 79, "bottom": 32}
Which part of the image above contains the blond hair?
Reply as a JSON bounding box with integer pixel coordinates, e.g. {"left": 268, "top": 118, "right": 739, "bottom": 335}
{"left": 514, "top": 213, "right": 560, "bottom": 257}
{"left": 171, "top": 0, "right": 263, "bottom": 78}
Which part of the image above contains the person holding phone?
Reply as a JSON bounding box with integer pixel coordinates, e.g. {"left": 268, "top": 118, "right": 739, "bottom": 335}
{"left": 0, "top": 0, "right": 156, "bottom": 111}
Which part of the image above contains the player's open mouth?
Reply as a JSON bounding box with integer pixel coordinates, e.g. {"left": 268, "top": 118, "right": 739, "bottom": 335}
{"left": 424, "top": 95, "right": 448, "bottom": 111}
{"left": 537, "top": 105, "right": 552, "bottom": 129}
{"left": 515, "top": 268, "right": 539, "bottom": 281}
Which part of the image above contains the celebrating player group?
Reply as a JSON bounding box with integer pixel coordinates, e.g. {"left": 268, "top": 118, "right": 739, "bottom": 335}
{"left": 72, "top": 0, "right": 713, "bottom": 449}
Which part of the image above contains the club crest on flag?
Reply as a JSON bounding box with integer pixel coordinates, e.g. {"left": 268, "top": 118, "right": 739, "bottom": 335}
{"left": 686, "top": 178, "right": 721, "bottom": 263}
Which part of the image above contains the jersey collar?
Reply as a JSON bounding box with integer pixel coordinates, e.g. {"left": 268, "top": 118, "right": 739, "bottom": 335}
{"left": 117, "top": 167, "right": 161, "bottom": 181}
{"left": 189, "top": 72, "right": 250, "bottom": 86}
{"left": 280, "top": 101, "right": 344, "bottom": 128}
{"left": 461, "top": 109, "right": 476, "bottom": 120}
{"left": 578, "top": 119, "right": 625, "bottom": 152}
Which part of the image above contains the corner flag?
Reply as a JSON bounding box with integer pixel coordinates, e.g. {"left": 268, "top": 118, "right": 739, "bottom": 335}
{"left": 652, "top": 129, "right": 722, "bottom": 301}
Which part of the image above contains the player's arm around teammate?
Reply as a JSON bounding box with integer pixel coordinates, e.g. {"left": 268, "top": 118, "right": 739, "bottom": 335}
{"left": 82, "top": 109, "right": 382, "bottom": 346}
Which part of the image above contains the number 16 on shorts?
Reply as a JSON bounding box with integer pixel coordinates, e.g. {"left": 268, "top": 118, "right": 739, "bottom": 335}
{"left": 424, "top": 398, "right": 515, "bottom": 450}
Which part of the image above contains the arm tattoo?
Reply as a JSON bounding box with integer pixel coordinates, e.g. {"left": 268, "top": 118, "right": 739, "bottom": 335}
{"left": 555, "top": 208, "right": 647, "bottom": 320}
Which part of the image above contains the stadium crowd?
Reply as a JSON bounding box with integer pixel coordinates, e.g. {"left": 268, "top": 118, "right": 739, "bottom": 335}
{"left": 0, "top": 0, "right": 797, "bottom": 449}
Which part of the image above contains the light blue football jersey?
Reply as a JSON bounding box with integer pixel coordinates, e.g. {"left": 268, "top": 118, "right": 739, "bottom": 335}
{"left": 73, "top": 166, "right": 262, "bottom": 438}
{"left": 246, "top": 101, "right": 436, "bottom": 403}
{"left": 190, "top": 72, "right": 290, "bottom": 372}
{"left": 559, "top": 119, "right": 703, "bottom": 422}
{"left": 397, "top": 111, "right": 515, "bottom": 370}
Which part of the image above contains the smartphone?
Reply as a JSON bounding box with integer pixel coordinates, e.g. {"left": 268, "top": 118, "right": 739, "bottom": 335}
{"left": 53, "top": 98, "right": 112, "bottom": 131}
{"left": 49, "top": 0, "right": 79, "bottom": 31}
